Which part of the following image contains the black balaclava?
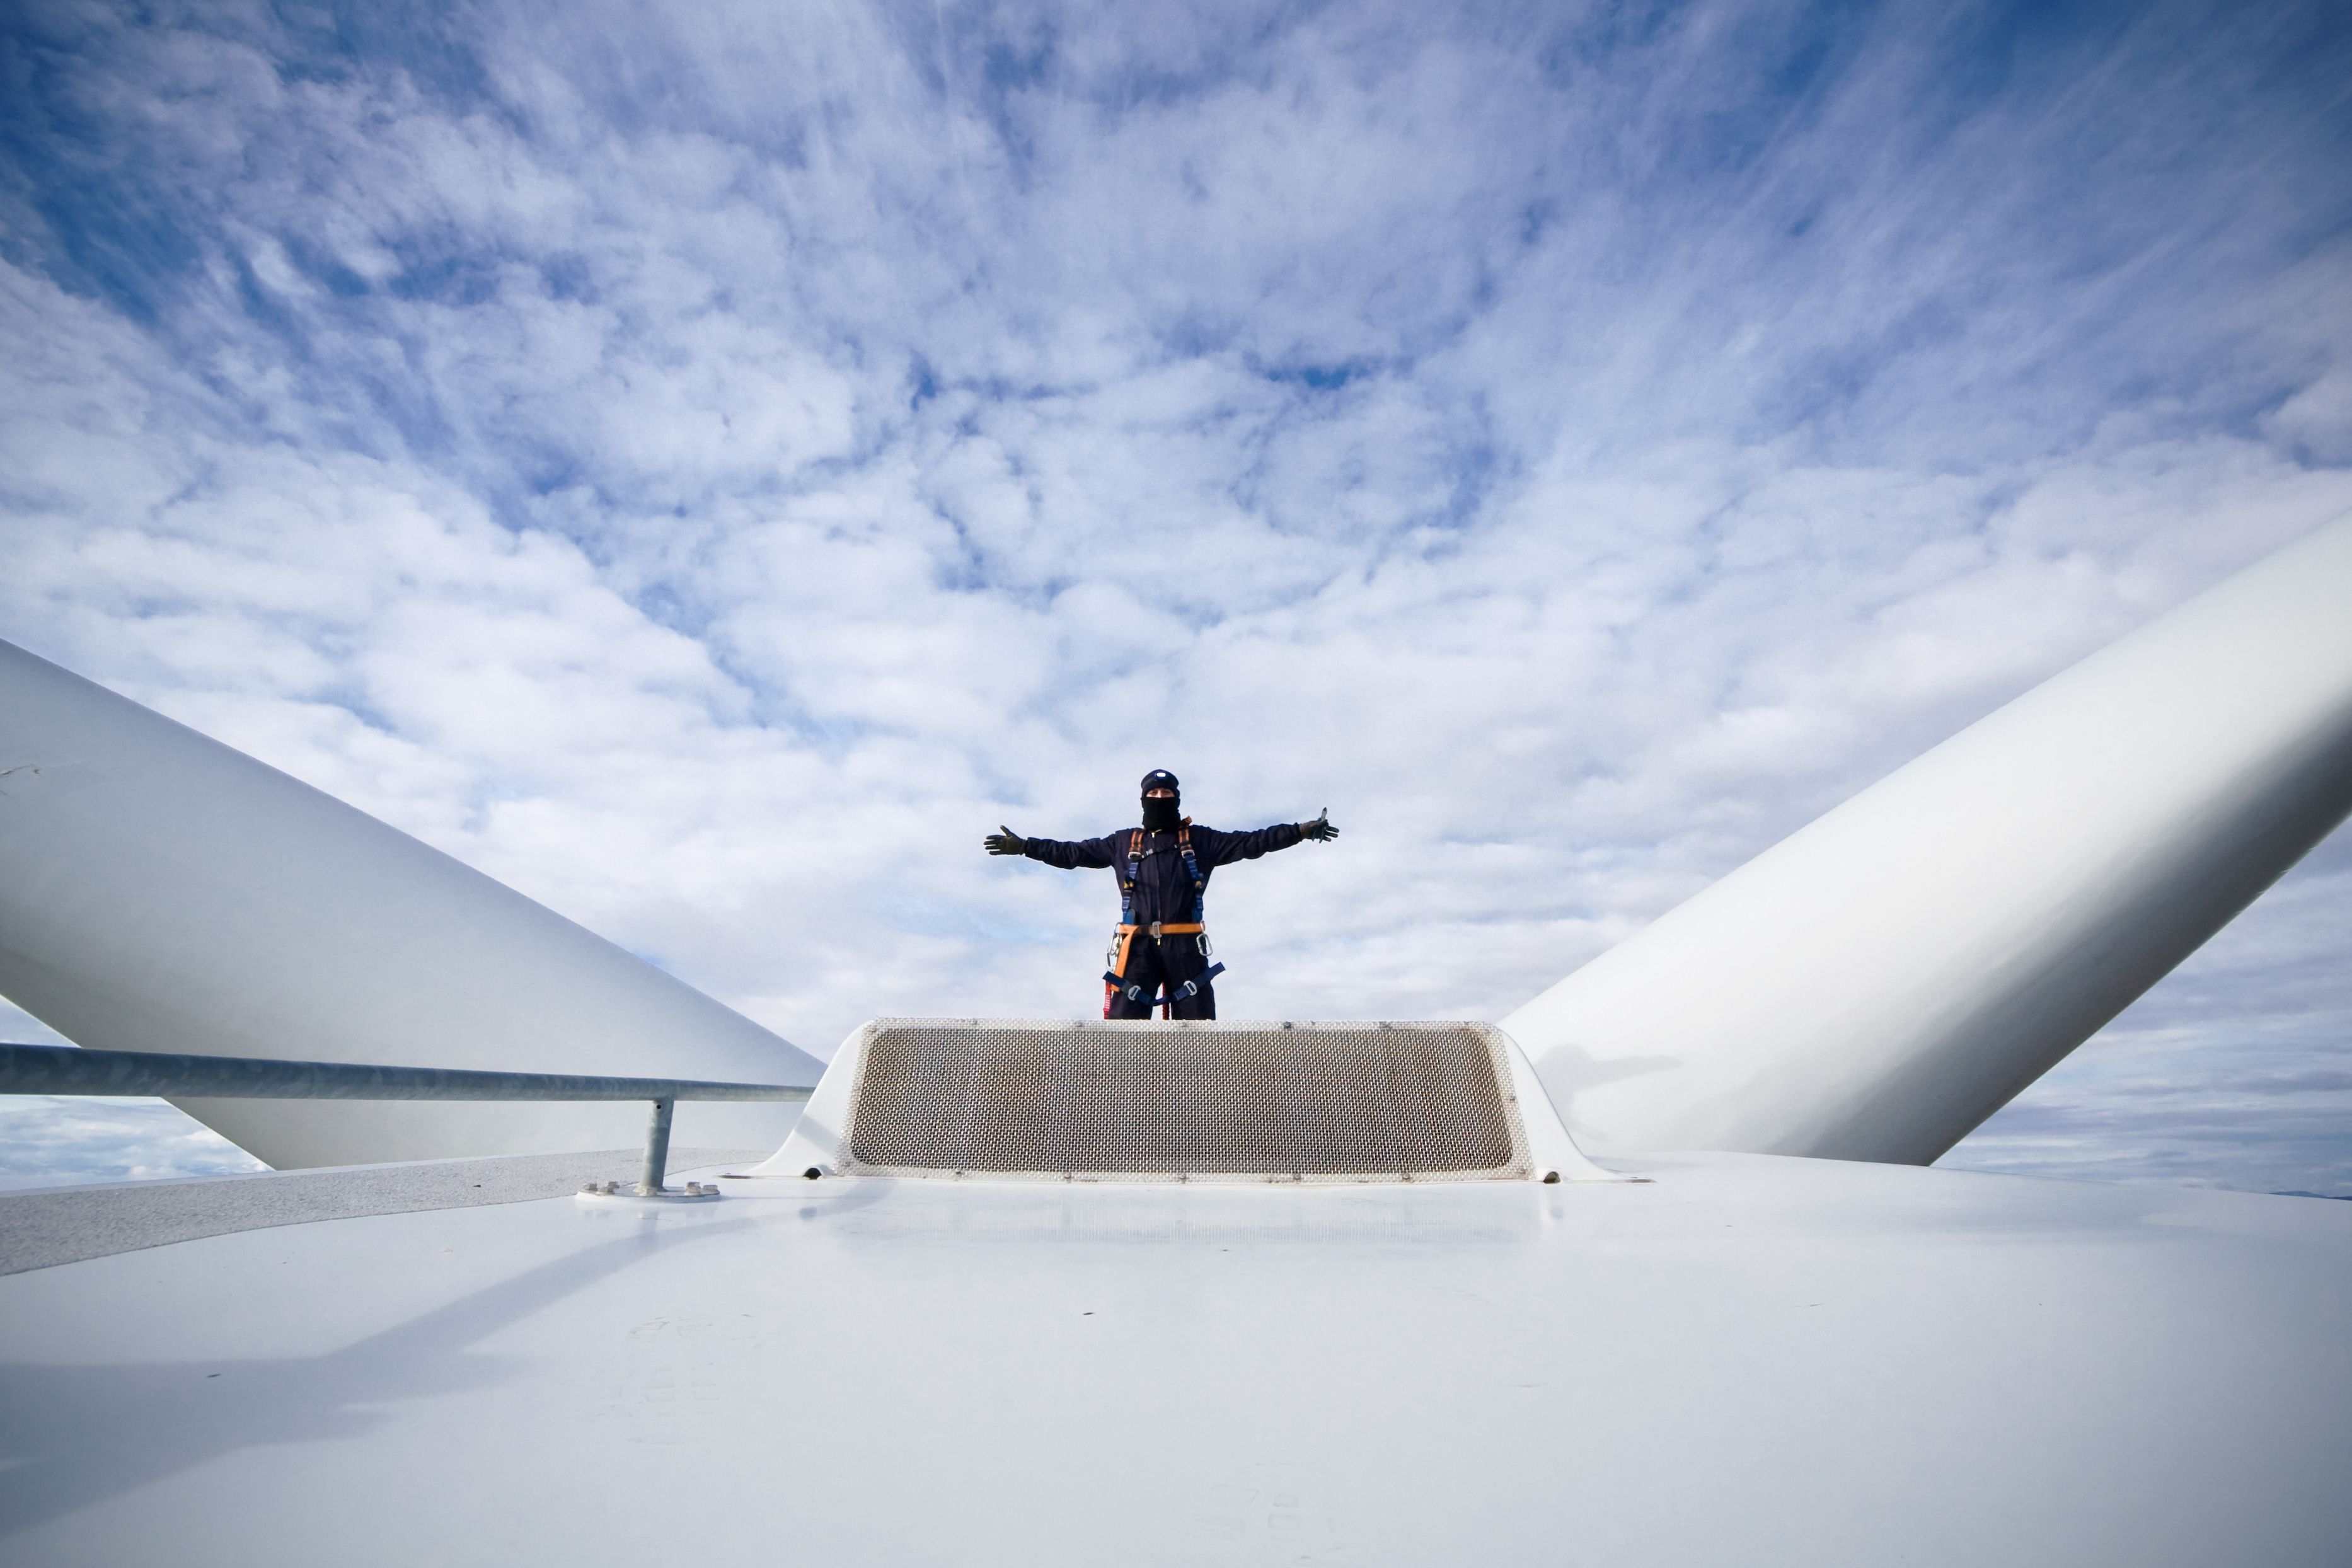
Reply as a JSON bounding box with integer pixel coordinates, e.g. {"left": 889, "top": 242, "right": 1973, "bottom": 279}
{"left": 1141, "top": 768, "right": 1182, "bottom": 831}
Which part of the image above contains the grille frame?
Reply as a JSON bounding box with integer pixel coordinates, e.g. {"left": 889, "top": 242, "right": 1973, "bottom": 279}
{"left": 828, "top": 1018, "right": 1536, "bottom": 1185}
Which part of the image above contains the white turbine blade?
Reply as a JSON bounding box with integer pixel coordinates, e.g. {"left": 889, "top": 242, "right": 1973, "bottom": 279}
{"left": 0, "top": 641, "right": 821, "bottom": 1169}
{"left": 1503, "top": 514, "right": 2352, "bottom": 1163}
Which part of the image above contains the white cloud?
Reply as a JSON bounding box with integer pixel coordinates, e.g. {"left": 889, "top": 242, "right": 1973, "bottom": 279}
{"left": 1, "top": 0, "right": 2348, "bottom": 1191}
{"left": 0, "top": 1000, "right": 269, "bottom": 1190}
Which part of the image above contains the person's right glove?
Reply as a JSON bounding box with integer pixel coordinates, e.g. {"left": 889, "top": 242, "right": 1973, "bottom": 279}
{"left": 1301, "top": 809, "right": 1339, "bottom": 842}
{"left": 984, "top": 825, "right": 1027, "bottom": 856}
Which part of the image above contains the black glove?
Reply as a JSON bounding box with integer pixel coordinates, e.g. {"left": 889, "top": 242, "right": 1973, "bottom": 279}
{"left": 1301, "top": 809, "right": 1338, "bottom": 843}
{"left": 984, "top": 825, "right": 1027, "bottom": 856}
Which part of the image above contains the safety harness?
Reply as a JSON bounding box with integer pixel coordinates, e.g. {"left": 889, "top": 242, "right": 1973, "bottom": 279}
{"left": 1103, "top": 824, "right": 1220, "bottom": 1017}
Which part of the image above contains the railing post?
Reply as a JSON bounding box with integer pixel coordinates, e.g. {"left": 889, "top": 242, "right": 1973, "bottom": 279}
{"left": 639, "top": 1097, "right": 675, "bottom": 1196}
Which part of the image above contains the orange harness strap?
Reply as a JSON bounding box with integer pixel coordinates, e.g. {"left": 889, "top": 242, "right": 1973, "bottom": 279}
{"left": 1112, "top": 921, "right": 1207, "bottom": 979}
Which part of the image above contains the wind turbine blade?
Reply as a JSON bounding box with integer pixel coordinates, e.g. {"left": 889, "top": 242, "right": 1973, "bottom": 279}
{"left": 1503, "top": 514, "right": 2352, "bottom": 1163}
{"left": 0, "top": 642, "right": 821, "bottom": 1169}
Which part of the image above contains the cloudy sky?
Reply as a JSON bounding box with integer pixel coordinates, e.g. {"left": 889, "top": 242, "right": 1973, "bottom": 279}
{"left": 2, "top": 0, "right": 2348, "bottom": 1194}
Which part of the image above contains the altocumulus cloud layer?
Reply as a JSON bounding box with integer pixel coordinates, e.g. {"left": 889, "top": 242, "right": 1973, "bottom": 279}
{"left": 1, "top": 0, "right": 2348, "bottom": 1191}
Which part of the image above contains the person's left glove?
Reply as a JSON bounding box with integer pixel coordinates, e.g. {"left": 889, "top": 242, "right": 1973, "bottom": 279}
{"left": 984, "top": 825, "right": 1028, "bottom": 856}
{"left": 1301, "top": 809, "right": 1339, "bottom": 842}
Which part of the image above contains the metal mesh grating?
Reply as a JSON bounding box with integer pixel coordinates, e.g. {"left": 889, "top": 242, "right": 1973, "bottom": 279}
{"left": 845, "top": 1022, "right": 1525, "bottom": 1179}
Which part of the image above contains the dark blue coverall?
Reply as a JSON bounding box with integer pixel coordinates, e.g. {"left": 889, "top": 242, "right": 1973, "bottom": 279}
{"left": 1018, "top": 821, "right": 1306, "bottom": 1018}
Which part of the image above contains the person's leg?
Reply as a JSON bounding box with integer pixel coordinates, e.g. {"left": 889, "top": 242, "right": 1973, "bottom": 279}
{"left": 1164, "top": 937, "right": 1216, "bottom": 1020}
{"left": 1105, "top": 935, "right": 1163, "bottom": 1020}
{"left": 1168, "top": 981, "right": 1216, "bottom": 1020}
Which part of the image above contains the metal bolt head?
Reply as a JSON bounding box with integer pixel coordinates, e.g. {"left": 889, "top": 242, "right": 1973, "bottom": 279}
{"left": 803, "top": 1166, "right": 822, "bottom": 1180}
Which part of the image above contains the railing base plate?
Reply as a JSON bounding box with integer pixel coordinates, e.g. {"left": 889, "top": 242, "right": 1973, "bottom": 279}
{"left": 575, "top": 1182, "right": 721, "bottom": 1205}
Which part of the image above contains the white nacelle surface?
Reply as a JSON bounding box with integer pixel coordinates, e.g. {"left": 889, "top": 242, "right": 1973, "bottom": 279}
{"left": 0, "top": 1158, "right": 2345, "bottom": 1566}
{"left": 6, "top": 521, "right": 2351, "bottom": 1563}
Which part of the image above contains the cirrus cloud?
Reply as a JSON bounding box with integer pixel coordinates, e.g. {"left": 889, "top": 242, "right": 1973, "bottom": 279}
{"left": 1, "top": 0, "right": 2348, "bottom": 1191}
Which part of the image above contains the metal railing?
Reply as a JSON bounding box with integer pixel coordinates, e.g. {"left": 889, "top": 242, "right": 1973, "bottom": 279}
{"left": 0, "top": 1041, "right": 812, "bottom": 1196}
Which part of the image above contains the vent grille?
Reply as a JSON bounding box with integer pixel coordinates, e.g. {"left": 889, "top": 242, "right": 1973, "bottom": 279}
{"left": 844, "top": 1021, "right": 1526, "bottom": 1181}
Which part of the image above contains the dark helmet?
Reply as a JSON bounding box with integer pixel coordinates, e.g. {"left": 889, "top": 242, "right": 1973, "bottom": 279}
{"left": 1141, "top": 769, "right": 1180, "bottom": 797}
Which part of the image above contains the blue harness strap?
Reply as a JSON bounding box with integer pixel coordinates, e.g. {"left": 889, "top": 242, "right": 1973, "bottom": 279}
{"left": 1177, "top": 826, "right": 1206, "bottom": 921}
{"left": 1119, "top": 829, "right": 1142, "bottom": 926}
{"left": 1102, "top": 961, "right": 1226, "bottom": 1012}
{"left": 1165, "top": 962, "right": 1225, "bottom": 1006}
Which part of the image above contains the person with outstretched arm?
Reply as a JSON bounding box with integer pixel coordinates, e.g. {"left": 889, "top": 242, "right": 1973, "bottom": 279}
{"left": 984, "top": 769, "right": 1339, "bottom": 1018}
